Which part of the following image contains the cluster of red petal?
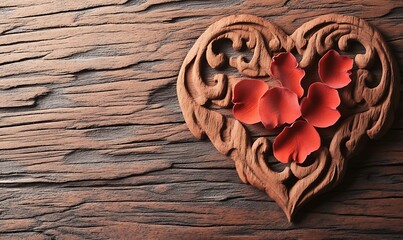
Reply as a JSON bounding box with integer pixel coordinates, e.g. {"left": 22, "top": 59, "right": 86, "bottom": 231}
{"left": 232, "top": 50, "right": 353, "bottom": 163}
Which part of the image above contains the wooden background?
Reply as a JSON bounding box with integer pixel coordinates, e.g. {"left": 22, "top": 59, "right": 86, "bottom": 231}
{"left": 0, "top": 0, "right": 401, "bottom": 239}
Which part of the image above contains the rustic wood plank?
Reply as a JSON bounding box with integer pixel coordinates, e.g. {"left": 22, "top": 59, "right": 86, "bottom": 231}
{"left": 0, "top": 0, "right": 401, "bottom": 239}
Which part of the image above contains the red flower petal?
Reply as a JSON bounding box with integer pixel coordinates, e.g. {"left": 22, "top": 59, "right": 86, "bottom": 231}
{"left": 232, "top": 79, "right": 269, "bottom": 124}
{"left": 270, "top": 52, "right": 305, "bottom": 98}
{"left": 301, "top": 82, "right": 341, "bottom": 128}
{"left": 259, "top": 87, "right": 301, "bottom": 130}
{"left": 318, "top": 50, "right": 353, "bottom": 89}
{"left": 273, "top": 120, "right": 321, "bottom": 164}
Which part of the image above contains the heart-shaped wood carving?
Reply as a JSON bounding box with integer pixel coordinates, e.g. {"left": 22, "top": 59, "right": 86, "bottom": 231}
{"left": 177, "top": 14, "right": 399, "bottom": 221}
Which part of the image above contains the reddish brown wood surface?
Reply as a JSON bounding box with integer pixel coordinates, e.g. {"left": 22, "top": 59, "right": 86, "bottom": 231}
{"left": 0, "top": 0, "right": 402, "bottom": 239}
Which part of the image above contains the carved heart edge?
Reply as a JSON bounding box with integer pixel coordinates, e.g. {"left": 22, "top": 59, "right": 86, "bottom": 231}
{"left": 176, "top": 14, "right": 399, "bottom": 221}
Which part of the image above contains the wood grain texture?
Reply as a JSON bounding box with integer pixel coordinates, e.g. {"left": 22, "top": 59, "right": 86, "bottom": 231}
{"left": 0, "top": 0, "right": 401, "bottom": 239}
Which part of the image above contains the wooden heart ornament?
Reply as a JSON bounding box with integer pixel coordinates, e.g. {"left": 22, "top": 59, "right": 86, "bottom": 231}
{"left": 176, "top": 14, "right": 399, "bottom": 221}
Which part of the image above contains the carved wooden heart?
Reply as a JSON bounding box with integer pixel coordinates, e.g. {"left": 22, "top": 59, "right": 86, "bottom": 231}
{"left": 176, "top": 14, "right": 399, "bottom": 221}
